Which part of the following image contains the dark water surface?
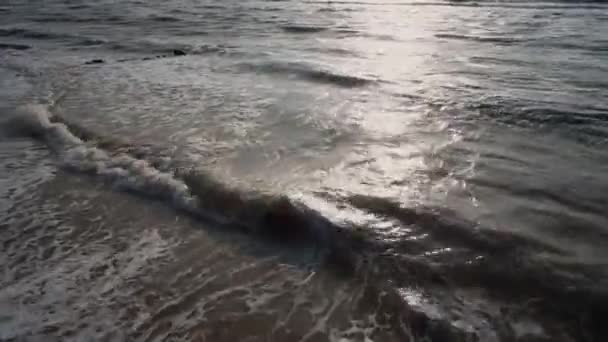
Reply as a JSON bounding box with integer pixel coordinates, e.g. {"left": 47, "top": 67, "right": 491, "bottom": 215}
{"left": 1, "top": 0, "right": 608, "bottom": 341}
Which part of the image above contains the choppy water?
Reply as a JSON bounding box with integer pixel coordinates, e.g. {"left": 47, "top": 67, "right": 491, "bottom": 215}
{"left": 1, "top": 0, "right": 608, "bottom": 341}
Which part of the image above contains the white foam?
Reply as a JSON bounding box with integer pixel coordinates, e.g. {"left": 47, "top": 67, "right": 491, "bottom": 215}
{"left": 10, "top": 104, "right": 199, "bottom": 212}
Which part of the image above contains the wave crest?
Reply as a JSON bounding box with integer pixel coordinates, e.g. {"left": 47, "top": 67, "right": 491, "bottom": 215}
{"left": 5, "top": 105, "right": 355, "bottom": 267}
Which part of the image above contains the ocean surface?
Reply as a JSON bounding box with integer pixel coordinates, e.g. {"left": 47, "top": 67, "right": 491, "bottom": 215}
{"left": 1, "top": 0, "right": 607, "bottom": 341}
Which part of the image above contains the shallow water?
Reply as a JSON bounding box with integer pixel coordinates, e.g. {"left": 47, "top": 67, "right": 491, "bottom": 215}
{"left": 1, "top": 0, "right": 608, "bottom": 341}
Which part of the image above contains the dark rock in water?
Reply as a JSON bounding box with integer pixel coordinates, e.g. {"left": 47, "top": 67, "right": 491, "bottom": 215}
{"left": 84, "top": 59, "right": 105, "bottom": 65}
{"left": 173, "top": 49, "right": 187, "bottom": 56}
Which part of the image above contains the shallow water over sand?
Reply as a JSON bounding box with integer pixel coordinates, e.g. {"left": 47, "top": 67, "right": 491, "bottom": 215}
{"left": 1, "top": 0, "right": 607, "bottom": 341}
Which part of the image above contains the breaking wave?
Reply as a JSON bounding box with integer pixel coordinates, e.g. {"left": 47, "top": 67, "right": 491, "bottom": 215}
{"left": 3, "top": 105, "right": 358, "bottom": 267}
{"left": 4, "top": 104, "right": 608, "bottom": 340}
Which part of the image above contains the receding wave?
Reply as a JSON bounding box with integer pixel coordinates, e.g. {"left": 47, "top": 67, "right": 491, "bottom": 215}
{"left": 239, "top": 61, "right": 375, "bottom": 87}
{"left": 313, "top": 192, "right": 608, "bottom": 341}
{"left": 370, "top": 235, "right": 608, "bottom": 342}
